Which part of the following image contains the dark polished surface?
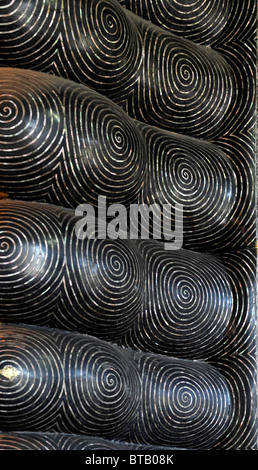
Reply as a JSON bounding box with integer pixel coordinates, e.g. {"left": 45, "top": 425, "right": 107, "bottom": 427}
{"left": 118, "top": 0, "right": 252, "bottom": 48}
{"left": 0, "top": 68, "right": 254, "bottom": 252}
{"left": 0, "top": 323, "right": 232, "bottom": 449}
{"left": 0, "top": 0, "right": 234, "bottom": 139}
{"left": 0, "top": 431, "right": 181, "bottom": 450}
{"left": 0, "top": 0, "right": 256, "bottom": 451}
{"left": 0, "top": 68, "right": 146, "bottom": 210}
{"left": 0, "top": 199, "right": 233, "bottom": 355}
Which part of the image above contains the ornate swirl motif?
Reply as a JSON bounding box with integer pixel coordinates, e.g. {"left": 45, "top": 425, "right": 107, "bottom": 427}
{"left": 137, "top": 124, "right": 238, "bottom": 251}
{"left": 0, "top": 67, "right": 241, "bottom": 253}
{"left": 0, "top": 0, "right": 141, "bottom": 99}
{"left": 133, "top": 19, "right": 234, "bottom": 138}
{"left": 0, "top": 431, "right": 179, "bottom": 450}
{"left": 0, "top": 200, "right": 144, "bottom": 340}
{"left": 0, "top": 68, "right": 146, "bottom": 209}
{"left": 59, "top": 330, "right": 140, "bottom": 437}
{"left": 62, "top": 237, "right": 144, "bottom": 338}
{"left": 0, "top": 200, "right": 235, "bottom": 358}
{"left": 0, "top": 68, "right": 238, "bottom": 252}
{"left": 0, "top": 325, "right": 63, "bottom": 431}
{"left": 0, "top": 0, "right": 234, "bottom": 139}
{"left": 213, "top": 250, "right": 257, "bottom": 360}
{"left": 63, "top": 0, "right": 142, "bottom": 97}
{"left": 119, "top": 1, "right": 256, "bottom": 49}
{"left": 0, "top": 200, "right": 65, "bottom": 326}
{"left": 0, "top": 0, "right": 256, "bottom": 452}
{"left": 213, "top": 354, "right": 257, "bottom": 450}
{"left": 202, "top": 254, "right": 257, "bottom": 450}
{"left": 0, "top": 324, "right": 232, "bottom": 448}
{"left": 0, "top": 324, "right": 140, "bottom": 439}
{"left": 120, "top": 241, "right": 233, "bottom": 359}
{"left": 125, "top": 351, "right": 232, "bottom": 448}
{"left": 0, "top": 432, "right": 59, "bottom": 451}
{"left": 118, "top": 0, "right": 230, "bottom": 46}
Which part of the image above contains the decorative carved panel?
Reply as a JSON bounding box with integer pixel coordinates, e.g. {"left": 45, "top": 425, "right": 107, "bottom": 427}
{"left": 0, "top": 323, "right": 232, "bottom": 449}
{"left": 0, "top": 0, "right": 256, "bottom": 452}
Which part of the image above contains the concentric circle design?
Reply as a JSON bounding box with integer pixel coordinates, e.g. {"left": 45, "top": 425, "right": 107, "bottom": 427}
{"left": 61, "top": 234, "right": 144, "bottom": 338}
{"left": 0, "top": 0, "right": 256, "bottom": 452}
{"left": 0, "top": 324, "right": 232, "bottom": 448}
{"left": 138, "top": 125, "right": 237, "bottom": 249}
{"left": 64, "top": 0, "right": 141, "bottom": 96}
{"left": 0, "top": 325, "right": 63, "bottom": 430}
{"left": 214, "top": 250, "right": 257, "bottom": 359}
{"left": 120, "top": 241, "right": 233, "bottom": 359}
{"left": 212, "top": 354, "right": 257, "bottom": 450}
{"left": 0, "top": 432, "right": 58, "bottom": 450}
{"left": 0, "top": 0, "right": 60, "bottom": 68}
{"left": 0, "top": 200, "right": 235, "bottom": 357}
{"left": 118, "top": 0, "right": 256, "bottom": 50}
{"left": 136, "top": 22, "right": 234, "bottom": 138}
{"left": 0, "top": 67, "right": 239, "bottom": 252}
{"left": 0, "top": 200, "right": 64, "bottom": 325}
{"left": 0, "top": 324, "right": 140, "bottom": 439}
{"left": 0, "top": 431, "right": 177, "bottom": 450}
{"left": 0, "top": 0, "right": 234, "bottom": 139}
{"left": 0, "top": 70, "right": 64, "bottom": 189}
{"left": 60, "top": 332, "right": 140, "bottom": 437}
{"left": 125, "top": 352, "right": 232, "bottom": 448}
{"left": 63, "top": 83, "right": 146, "bottom": 207}
{"left": 0, "top": 200, "right": 144, "bottom": 340}
{"left": 0, "top": 68, "right": 146, "bottom": 209}
{"left": 118, "top": 0, "right": 230, "bottom": 46}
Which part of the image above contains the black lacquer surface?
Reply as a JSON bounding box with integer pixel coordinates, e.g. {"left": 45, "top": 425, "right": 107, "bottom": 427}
{"left": 0, "top": 0, "right": 234, "bottom": 139}
{"left": 0, "top": 0, "right": 256, "bottom": 452}
{"left": 118, "top": 0, "right": 252, "bottom": 48}
{"left": 0, "top": 68, "right": 146, "bottom": 209}
{"left": 0, "top": 68, "right": 254, "bottom": 252}
{"left": 0, "top": 431, "right": 180, "bottom": 450}
{"left": 0, "top": 200, "right": 144, "bottom": 340}
{"left": 0, "top": 323, "right": 232, "bottom": 449}
{"left": 0, "top": 199, "right": 233, "bottom": 358}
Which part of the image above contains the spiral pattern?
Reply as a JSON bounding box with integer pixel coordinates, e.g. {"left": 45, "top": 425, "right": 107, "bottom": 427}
{"left": 0, "top": 0, "right": 141, "bottom": 100}
{"left": 0, "top": 0, "right": 60, "bottom": 67}
{"left": 0, "top": 200, "right": 64, "bottom": 325}
{"left": 212, "top": 354, "right": 257, "bottom": 450}
{"left": 0, "top": 325, "right": 139, "bottom": 438}
{"left": 214, "top": 250, "right": 257, "bottom": 359}
{"left": 0, "top": 68, "right": 146, "bottom": 209}
{"left": 125, "top": 351, "right": 232, "bottom": 448}
{"left": 0, "top": 0, "right": 256, "bottom": 453}
{"left": 201, "top": 250, "right": 257, "bottom": 450}
{"left": 119, "top": 1, "right": 256, "bottom": 49}
{"left": 0, "top": 234, "right": 255, "bottom": 448}
{"left": 0, "top": 68, "right": 241, "bottom": 253}
{"left": 0, "top": 0, "right": 234, "bottom": 139}
{"left": 62, "top": 237, "right": 144, "bottom": 338}
{"left": 0, "top": 323, "right": 232, "bottom": 448}
{"left": 134, "top": 21, "right": 234, "bottom": 138}
{"left": 0, "top": 70, "right": 63, "bottom": 183}
{"left": 0, "top": 431, "right": 179, "bottom": 450}
{"left": 118, "top": 0, "right": 230, "bottom": 46}
{"left": 0, "top": 200, "right": 236, "bottom": 359}
{"left": 0, "top": 325, "right": 63, "bottom": 430}
{"left": 120, "top": 241, "right": 233, "bottom": 359}
{"left": 137, "top": 124, "right": 237, "bottom": 250}
{"left": 59, "top": 331, "right": 140, "bottom": 437}
{"left": 63, "top": 0, "right": 141, "bottom": 96}
{"left": 0, "top": 200, "right": 144, "bottom": 340}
